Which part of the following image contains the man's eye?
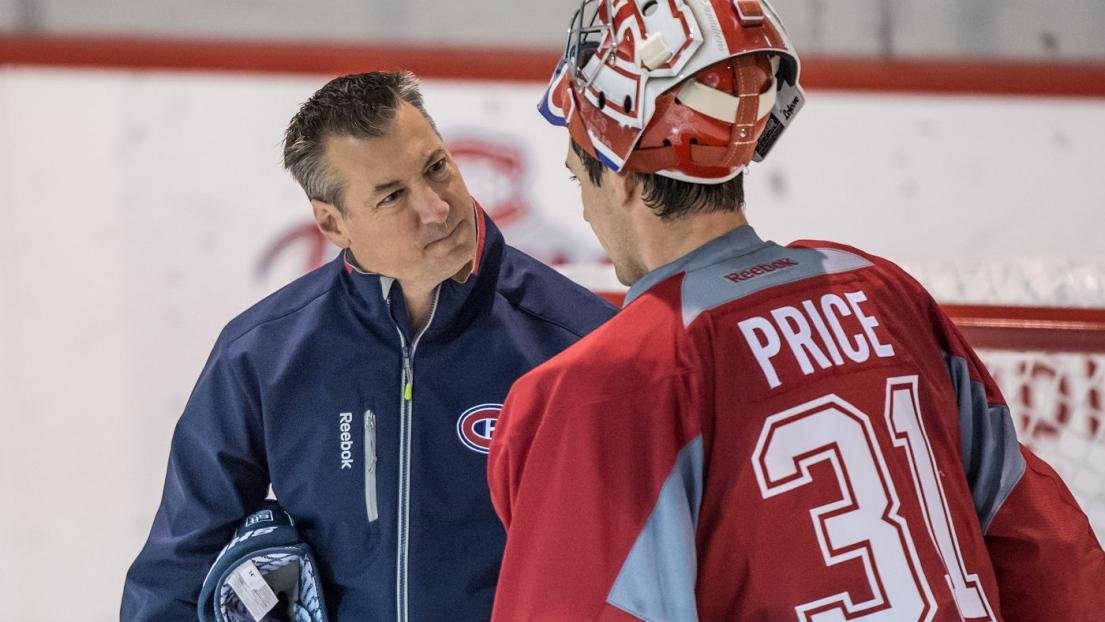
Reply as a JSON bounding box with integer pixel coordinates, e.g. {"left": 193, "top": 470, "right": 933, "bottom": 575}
{"left": 568, "top": 174, "right": 579, "bottom": 185}
{"left": 428, "top": 158, "right": 448, "bottom": 176}
{"left": 380, "top": 189, "right": 404, "bottom": 206}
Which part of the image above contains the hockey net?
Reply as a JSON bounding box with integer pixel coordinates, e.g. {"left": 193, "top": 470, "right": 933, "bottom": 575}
{"left": 957, "top": 305, "right": 1105, "bottom": 542}
{"left": 568, "top": 261, "right": 1105, "bottom": 544}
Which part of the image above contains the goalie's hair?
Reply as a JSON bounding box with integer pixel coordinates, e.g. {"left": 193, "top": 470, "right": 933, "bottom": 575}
{"left": 570, "top": 140, "right": 745, "bottom": 220}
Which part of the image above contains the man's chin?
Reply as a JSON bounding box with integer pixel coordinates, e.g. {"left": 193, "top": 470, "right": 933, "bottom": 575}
{"left": 420, "top": 240, "right": 473, "bottom": 284}
{"left": 613, "top": 259, "right": 646, "bottom": 287}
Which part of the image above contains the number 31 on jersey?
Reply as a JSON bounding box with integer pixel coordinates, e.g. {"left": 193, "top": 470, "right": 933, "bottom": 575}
{"left": 752, "top": 376, "right": 996, "bottom": 622}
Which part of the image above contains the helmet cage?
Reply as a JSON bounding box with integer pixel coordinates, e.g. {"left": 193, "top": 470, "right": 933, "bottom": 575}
{"left": 562, "top": 0, "right": 702, "bottom": 131}
{"left": 562, "top": 0, "right": 612, "bottom": 95}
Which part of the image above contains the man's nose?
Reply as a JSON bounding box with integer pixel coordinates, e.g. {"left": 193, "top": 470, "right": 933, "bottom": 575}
{"left": 413, "top": 183, "right": 450, "bottom": 225}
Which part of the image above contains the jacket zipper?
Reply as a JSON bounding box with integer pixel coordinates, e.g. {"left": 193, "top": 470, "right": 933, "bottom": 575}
{"left": 364, "top": 410, "right": 378, "bottom": 522}
{"left": 392, "top": 286, "right": 441, "bottom": 622}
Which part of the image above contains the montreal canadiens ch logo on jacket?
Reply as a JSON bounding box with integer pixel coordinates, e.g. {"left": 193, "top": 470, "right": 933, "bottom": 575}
{"left": 456, "top": 404, "right": 501, "bottom": 454}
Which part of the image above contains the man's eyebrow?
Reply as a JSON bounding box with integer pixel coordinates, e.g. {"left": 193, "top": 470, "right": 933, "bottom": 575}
{"left": 371, "top": 149, "right": 447, "bottom": 197}
{"left": 423, "top": 148, "right": 447, "bottom": 167}
{"left": 374, "top": 179, "right": 403, "bottom": 193}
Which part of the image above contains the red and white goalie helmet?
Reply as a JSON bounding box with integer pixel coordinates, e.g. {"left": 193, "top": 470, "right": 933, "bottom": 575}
{"left": 540, "top": 0, "right": 804, "bottom": 183}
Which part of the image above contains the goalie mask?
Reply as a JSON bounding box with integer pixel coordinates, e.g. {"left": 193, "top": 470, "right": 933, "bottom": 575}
{"left": 540, "top": 0, "right": 804, "bottom": 183}
{"left": 198, "top": 502, "right": 329, "bottom": 622}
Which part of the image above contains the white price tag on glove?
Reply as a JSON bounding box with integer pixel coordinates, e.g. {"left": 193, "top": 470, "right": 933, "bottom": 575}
{"left": 227, "top": 559, "right": 279, "bottom": 621}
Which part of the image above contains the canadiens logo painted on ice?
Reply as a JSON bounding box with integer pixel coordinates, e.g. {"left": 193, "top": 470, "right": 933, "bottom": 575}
{"left": 456, "top": 403, "right": 501, "bottom": 454}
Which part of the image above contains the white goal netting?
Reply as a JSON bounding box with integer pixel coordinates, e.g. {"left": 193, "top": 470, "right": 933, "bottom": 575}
{"left": 905, "top": 257, "right": 1105, "bottom": 542}
{"left": 980, "top": 351, "right": 1105, "bottom": 541}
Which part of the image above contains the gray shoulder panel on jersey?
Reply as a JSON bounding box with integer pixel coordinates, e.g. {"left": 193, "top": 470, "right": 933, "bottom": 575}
{"left": 680, "top": 246, "right": 873, "bottom": 327}
{"left": 606, "top": 436, "right": 704, "bottom": 622}
{"left": 946, "top": 353, "right": 1026, "bottom": 532}
{"left": 625, "top": 225, "right": 771, "bottom": 307}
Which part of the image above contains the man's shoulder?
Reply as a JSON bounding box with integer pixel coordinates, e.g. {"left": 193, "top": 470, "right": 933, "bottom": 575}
{"left": 512, "top": 286, "right": 688, "bottom": 398}
{"left": 786, "top": 238, "right": 931, "bottom": 295}
{"left": 787, "top": 239, "right": 905, "bottom": 276}
{"left": 495, "top": 245, "right": 618, "bottom": 339}
{"left": 221, "top": 258, "right": 343, "bottom": 346}
{"left": 683, "top": 237, "right": 927, "bottom": 310}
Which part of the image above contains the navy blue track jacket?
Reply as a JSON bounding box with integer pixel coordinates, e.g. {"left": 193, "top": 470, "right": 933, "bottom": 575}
{"left": 121, "top": 210, "right": 616, "bottom": 621}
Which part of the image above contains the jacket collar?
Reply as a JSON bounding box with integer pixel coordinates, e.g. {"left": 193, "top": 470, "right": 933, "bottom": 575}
{"left": 338, "top": 202, "right": 502, "bottom": 341}
{"left": 623, "top": 225, "right": 769, "bottom": 306}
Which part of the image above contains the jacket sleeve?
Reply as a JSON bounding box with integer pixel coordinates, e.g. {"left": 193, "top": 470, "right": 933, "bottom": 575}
{"left": 120, "top": 333, "right": 269, "bottom": 621}
{"left": 937, "top": 306, "right": 1105, "bottom": 620}
{"left": 489, "top": 365, "right": 704, "bottom": 622}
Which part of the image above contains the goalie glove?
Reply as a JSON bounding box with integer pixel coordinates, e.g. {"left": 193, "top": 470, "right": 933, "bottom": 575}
{"left": 198, "top": 501, "right": 329, "bottom": 622}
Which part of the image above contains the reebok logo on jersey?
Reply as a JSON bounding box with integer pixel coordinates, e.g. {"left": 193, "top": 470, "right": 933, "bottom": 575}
{"left": 339, "top": 412, "right": 355, "bottom": 470}
{"left": 725, "top": 258, "right": 798, "bottom": 284}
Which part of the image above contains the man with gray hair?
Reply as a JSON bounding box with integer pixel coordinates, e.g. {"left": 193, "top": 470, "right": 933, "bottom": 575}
{"left": 121, "top": 71, "right": 615, "bottom": 621}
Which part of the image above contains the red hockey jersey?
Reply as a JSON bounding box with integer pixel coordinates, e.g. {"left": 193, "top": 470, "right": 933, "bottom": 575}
{"left": 489, "top": 226, "right": 1105, "bottom": 621}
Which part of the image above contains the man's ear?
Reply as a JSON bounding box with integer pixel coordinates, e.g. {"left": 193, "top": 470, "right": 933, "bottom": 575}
{"left": 311, "top": 199, "right": 351, "bottom": 248}
{"left": 608, "top": 168, "right": 641, "bottom": 213}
